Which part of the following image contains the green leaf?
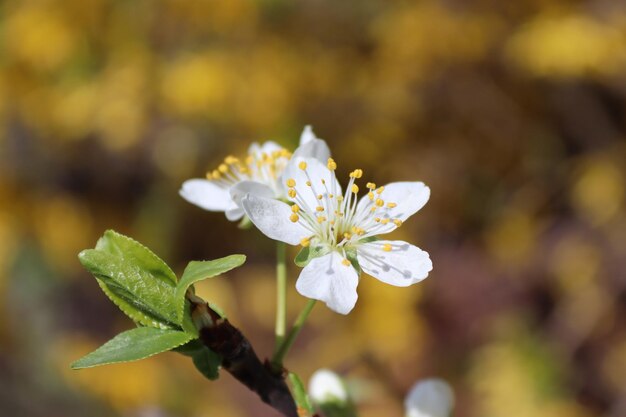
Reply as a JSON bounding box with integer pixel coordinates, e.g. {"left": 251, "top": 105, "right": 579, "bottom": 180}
{"left": 71, "top": 327, "right": 193, "bottom": 369}
{"left": 288, "top": 372, "right": 314, "bottom": 415}
{"left": 294, "top": 245, "right": 331, "bottom": 267}
{"left": 78, "top": 231, "right": 180, "bottom": 327}
{"left": 174, "top": 339, "right": 221, "bottom": 380}
{"left": 96, "top": 230, "right": 177, "bottom": 285}
{"left": 175, "top": 255, "right": 245, "bottom": 323}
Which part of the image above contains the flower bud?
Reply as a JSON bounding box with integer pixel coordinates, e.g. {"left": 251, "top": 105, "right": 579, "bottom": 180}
{"left": 404, "top": 378, "right": 454, "bottom": 417}
{"left": 309, "top": 369, "right": 356, "bottom": 417}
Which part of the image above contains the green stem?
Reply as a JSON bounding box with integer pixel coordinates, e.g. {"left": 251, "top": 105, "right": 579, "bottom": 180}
{"left": 272, "top": 299, "right": 317, "bottom": 369}
{"left": 274, "top": 242, "right": 287, "bottom": 352}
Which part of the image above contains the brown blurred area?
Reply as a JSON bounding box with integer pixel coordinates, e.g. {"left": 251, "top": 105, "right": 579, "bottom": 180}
{"left": 1, "top": 0, "right": 626, "bottom": 416}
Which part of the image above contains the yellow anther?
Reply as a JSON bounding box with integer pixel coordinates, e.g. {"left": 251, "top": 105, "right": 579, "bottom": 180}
{"left": 330, "top": 220, "right": 335, "bottom": 225}
{"left": 342, "top": 259, "right": 351, "bottom": 266}
{"left": 316, "top": 206, "right": 324, "bottom": 212}
{"left": 218, "top": 164, "right": 228, "bottom": 173}
{"left": 327, "top": 158, "right": 337, "bottom": 170}
{"left": 317, "top": 216, "right": 326, "bottom": 224}
{"left": 376, "top": 186, "right": 385, "bottom": 194}
{"left": 329, "top": 194, "right": 334, "bottom": 198}
{"left": 393, "top": 219, "right": 403, "bottom": 226}
{"left": 299, "top": 161, "right": 307, "bottom": 170}
{"left": 337, "top": 196, "right": 344, "bottom": 202}
{"left": 291, "top": 204, "right": 300, "bottom": 213}
{"left": 288, "top": 189, "right": 297, "bottom": 198}
{"left": 375, "top": 198, "right": 384, "bottom": 207}
{"left": 205, "top": 172, "right": 212, "bottom": 180}
{"left": 387, "top": 202, "right": 397, "bottom": 208}
{"left": 290, "top": 213, "right": 299, "bottom": 223}
{"left": 366, "top": 182, "right": 376, "bottom": 189}
{"left": 344, "top": 232, "right": 352, "bottom": 239}
{"left": 368, "top": 191, "right": 374, "bottom": 200}
{"left": 286, "top": 178, "right": 296, "bottom": 187}
{"left": 306, "top": 181, "right": 312, "bottom": 186}
{"left": 300, "top": 237, "right": 310, "bottom": 247}
{"left": 224, "top": 156, "right": 237, "bottom": 164}
{"left": 338, "top": 212, "right": 344, "bottom": 217}
{"left": 374, "top": 217, "right": 381, "bottom": 222}
{"left": 317, "top": 194, "right": 323, "bottom": 200}
{"left": 381, "top": 218, "right": 390, "bottom": 225}
{"left": 351, "top": 184, "right": 359, "bottom": 194}
{"left": 212, "top": 169, "right": 221, "bottom": 179}
{"left": 383, "top": 243, "right": 392, "bottom": 252}
{"left": 349, "top": 169, "right": 363, "bottom": 178}
{"left": 245, "top": 155, "right": 254, "bottom": 165}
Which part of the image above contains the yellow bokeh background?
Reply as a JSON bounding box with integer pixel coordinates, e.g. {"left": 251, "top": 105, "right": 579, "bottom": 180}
{"left": 1, "top": 0, "right": 625, "bottom": 416}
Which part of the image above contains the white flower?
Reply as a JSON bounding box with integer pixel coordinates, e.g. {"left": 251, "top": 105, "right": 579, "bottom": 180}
{"left": 241, "top": 156, "right": 432, "bottom": 314}
{"left": 179, "top": 126, "right": 330, "bottom": 221}
{"left": 404, "top": 379, "right": 454, "bottom": 417}
{"left": 308, "top": 369, "right": 349, "bottom": 404}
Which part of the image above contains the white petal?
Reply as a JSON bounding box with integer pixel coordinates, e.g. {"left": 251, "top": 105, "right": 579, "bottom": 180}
{"left": 230, "top": 180, "right": 275, "bottom": 208}
{"left": 241, "top": 194, "right": 309, "bottom": 245}
{"left": 405, "top": 379, "right": 454, "bottom": 417}
{"left": 357, "top": 240, "right": 432, "bottom": 287}
{"left": 356, "top": 181, "right": 430, "bottom": 236}
{"left": 179, "top": 179, "right": 236, "bottom": 212}
{"left": 282, "top": 156, "right": 342, "bottom": 210}
{"left": 225, "top": 207, "right": 244, "bottom": 221}
{"left": 295, "top": 252, "right": 359, "bottom": 314}
{"left": 294, "top": 126, "right": 331, "bottom": 163}
{"left": 299, "top": 125, "right": 316, "bottom": 145}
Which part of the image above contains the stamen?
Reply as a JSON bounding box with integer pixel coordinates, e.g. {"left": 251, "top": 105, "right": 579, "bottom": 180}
{"left": 291, "top": 205, "right": 300, "bottom": 213}
{"left": 290, "top": 214, "right": 299, "bottom": 223}
{"left": 300, "top": 237, "right": 310, "bottom": 247}
{"left": 393, "top": 219, "right": 403, "bottom": 226}
{"left": 366, "top": 182, "right": 376, "bottom": 189}
{"left": 351, "top": 184, "right": 359, "bottom": 194}
{"left": 375, "top": 198, "right": 384, "bottom": 207}
{"left": 286, "top": 178, "right": 296, "bottom": 187}
{"left": 342, "top": 258, "right": 351, "bottom": 266}
{"left": 376, "top": 186, "right": 385, "bottom": 194}
{"left": 327, "top": 158, "right": 337, "bottom": 170}
{"left": 288, "top": 189, "right": 297, "bottom": 198}
{"left": 316, "top": 206, "right": 324, "bottom": 212}
{"left": 299, "top": 161, "right": 307, "bottom": 170}
{"left": 387, "top": 202, "right": 397, "bottom": 208}
{"left": 306, "top": 181, "right": 312, "bottom": 186}
{"left": 383, "top": 243, "right": 392, "bottom": 252}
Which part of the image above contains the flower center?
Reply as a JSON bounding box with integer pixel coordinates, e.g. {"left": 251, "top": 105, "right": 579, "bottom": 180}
{"left": 206, "top": 148, "right": 291, "bottom": 190}
{"left": 285, "top": 158, "right": 404, "bottom": 248}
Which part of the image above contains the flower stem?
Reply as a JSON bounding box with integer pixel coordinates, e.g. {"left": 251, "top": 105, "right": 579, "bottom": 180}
{"left": 274, "top": 242, "right": 287, "bottom": 351}
{"left": 271, "top": 299, "right": 317, "bottom": 370}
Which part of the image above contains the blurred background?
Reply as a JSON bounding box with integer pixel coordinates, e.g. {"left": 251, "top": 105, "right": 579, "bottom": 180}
{"left": 1, "top": 0, "right": 626, "bottom": 416}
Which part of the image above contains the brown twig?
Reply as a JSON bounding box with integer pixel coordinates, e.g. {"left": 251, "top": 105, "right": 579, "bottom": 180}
{"left": 188, "top": 295, "right": 299, "bottom": 417}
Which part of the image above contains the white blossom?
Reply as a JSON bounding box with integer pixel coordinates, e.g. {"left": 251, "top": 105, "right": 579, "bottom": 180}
{"left": 242, "top": 156, "right": 432, "bottom": 314}
{"left": 180, "top": 126, "right": 330, "bottom": 221}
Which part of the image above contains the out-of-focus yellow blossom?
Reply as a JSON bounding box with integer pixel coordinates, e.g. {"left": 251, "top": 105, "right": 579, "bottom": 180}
{"left": 5, "top": 4, "right": 77, "bottom": 72}
{"left": 506, "top": 13, "right": 626, "bottom": 78}
{"left": 33, "top": 195, "right": 94, "bottom": 276}
{"left": 354, "top": 278, "right": 426, "bottom": 357}
{"left": 485, "top": 208, "right": 539, "bottom": 268}
{"left": 161, "top": 53, "right": 234, "bottom": 118}
{"left": 470, "top": 321, "right": 591, "bottom": 417}
{"left": 550, "top": 237, "right": 600, "bottom": 295}
{"left": 570, "top": 156, "right": 624, "bottom": 226}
